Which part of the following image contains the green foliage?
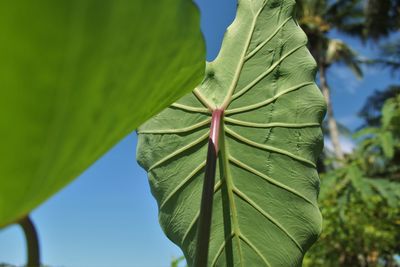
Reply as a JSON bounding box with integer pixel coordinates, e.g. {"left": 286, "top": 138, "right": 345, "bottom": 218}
{"left": 171, "top": 256, "right": 186, "bottom": 267}
{"left": 0, "top": 0, "right": 205, "bottom": 228}
{"left": 305, "top": 95, "right": 400, "bottom": 266}
{"left": 137, "top": 0, "right": 326, "bottom": 265}
{"left": 358, "top": 86, "right": 400, "bottom": 127}
{"left": 356, "top": 94, "right": 400, "bottom": 176}
{"left": 305, "top": 176, "right": 400, "bottom": 266}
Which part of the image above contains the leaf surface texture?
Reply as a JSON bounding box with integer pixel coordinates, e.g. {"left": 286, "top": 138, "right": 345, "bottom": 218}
{"left": 137, "top": 0, "right": 326, "bottom": 266}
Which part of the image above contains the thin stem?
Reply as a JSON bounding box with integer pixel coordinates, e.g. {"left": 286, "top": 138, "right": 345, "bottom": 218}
{"left": 19, "top": 216, "right": 40, "bottom": 267}
{"left": 194, "top": 110, "right": 223, "bottom": 267}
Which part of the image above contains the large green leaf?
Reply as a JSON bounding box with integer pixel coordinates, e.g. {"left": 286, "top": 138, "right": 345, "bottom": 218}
{"left": 0, "top": 0, "right": 204, "bottom": 228}
{"left": 137, "top": 0, "right": 326, "bottom": 266}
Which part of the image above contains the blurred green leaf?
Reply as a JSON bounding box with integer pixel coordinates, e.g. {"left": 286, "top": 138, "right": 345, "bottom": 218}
{"left": 378, "top": 132, "right": 394, "bottom": 159}
{"left": 170, "top": 256, "right": 186, "bottom": 267}
{"left": 347, "top": 165, "right": 374, "bottom": 209}
{"left": 367, "top": 179, "right": 400, "bottom": 208}
{"left": 382, "top": 99, "right": 396, "bottom": 128}
{"left": 306, "top": 94, "right": 400, "bottom": 267}
{"left": 352, "top": 127, "right": 378, "bottom": 139}
{"left": 0, "top": 0, "right": 205, "bottom": 227}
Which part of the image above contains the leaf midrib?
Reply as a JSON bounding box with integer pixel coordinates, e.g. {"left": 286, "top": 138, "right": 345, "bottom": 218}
{"left": 221, "top": 2, "right": 268, "bottom": 109}
{"left": 218, "top": 125, "right": 244, "bottom": 266}
{"left": 206, "top": 4, "right": 270, "bottom": 265}
{"left": 140, "top": 1, "right": 318, "bottom": 265}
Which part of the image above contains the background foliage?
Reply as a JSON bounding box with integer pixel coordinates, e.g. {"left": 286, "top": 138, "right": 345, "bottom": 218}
{"left": 299, "top": 0, "right": 400, "bottom": 266}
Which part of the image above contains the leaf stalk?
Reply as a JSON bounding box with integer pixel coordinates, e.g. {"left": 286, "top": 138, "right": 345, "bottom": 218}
{"left": 194, "top": 109, "right": 223, "bottom": 267}
{"left": 18, "top": 215, "right": 40, "bottom": 267}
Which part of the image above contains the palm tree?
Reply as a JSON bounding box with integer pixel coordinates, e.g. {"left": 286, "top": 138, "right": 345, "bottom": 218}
{"left": 362, "top": 0, "right": 399, "bottom": 77}
{"left": 296, "top": 0, "right": 364, "bottom": 160}
{"left": 363, "top": 0, "right": 400, "bottom": 39}
{"left": 379, "top": 40, "right": 400, "bottom": 75}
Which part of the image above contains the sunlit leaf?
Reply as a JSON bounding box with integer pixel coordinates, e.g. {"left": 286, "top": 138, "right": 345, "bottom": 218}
{"left": 137, "top": 0, "right": 326, "bottom": 265}
{"left": 0, "top": 0, "right": 205, "bottom": 227}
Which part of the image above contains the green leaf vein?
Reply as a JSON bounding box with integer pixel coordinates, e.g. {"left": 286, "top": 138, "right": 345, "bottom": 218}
{"left": 232, "top": 186, "right": 303, "bottom": 252}
{"left": 229, "top": 156, "right": 316, "bottom": 207}
{"left": 224, "top": 117, "right": 320, "bottom": 128}
{"left": 224, "top": 127, "right": 316, "bottom": 167}
{"left": 149, "top": 131, "right": 209, "bottom": 171}
{"left": 226, "top": 82, "right": 314, "bottom": 115}
{"left": 171, "top": 103, "right": 210, "bottom": 114}
{"left": 239, "top": 234, "right": 272, "bottom": 267}
{"left": 231, "top": 43, "right": 307, "bottom": 102}
{"left": 138, "top": 119, "right": 211, "bottom": 134}
{"left": 244, "top": 16, "right": 292, "bottom": 61}
{"left": 160, "top": 160, "right": 207, "bottom": 209}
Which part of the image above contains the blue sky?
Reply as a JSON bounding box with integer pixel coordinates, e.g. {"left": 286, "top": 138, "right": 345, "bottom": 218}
{"left": 0, "top": 0, "right": 398, "bottom": 266}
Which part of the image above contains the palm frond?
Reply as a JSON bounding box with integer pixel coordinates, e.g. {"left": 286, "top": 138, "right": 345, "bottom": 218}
{"left": 326, "top": 39, "right": 363, "bottom": 78}
{"left": 364, "top": 0, "right": 400, "bottom": 39}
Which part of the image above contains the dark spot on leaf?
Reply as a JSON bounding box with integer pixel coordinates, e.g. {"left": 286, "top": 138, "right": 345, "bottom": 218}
{"left": 268, "top": 0, "right": 281, "bottom": 9}
{"left": 207, "top": 70, "right": 215, "bottom": 78}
